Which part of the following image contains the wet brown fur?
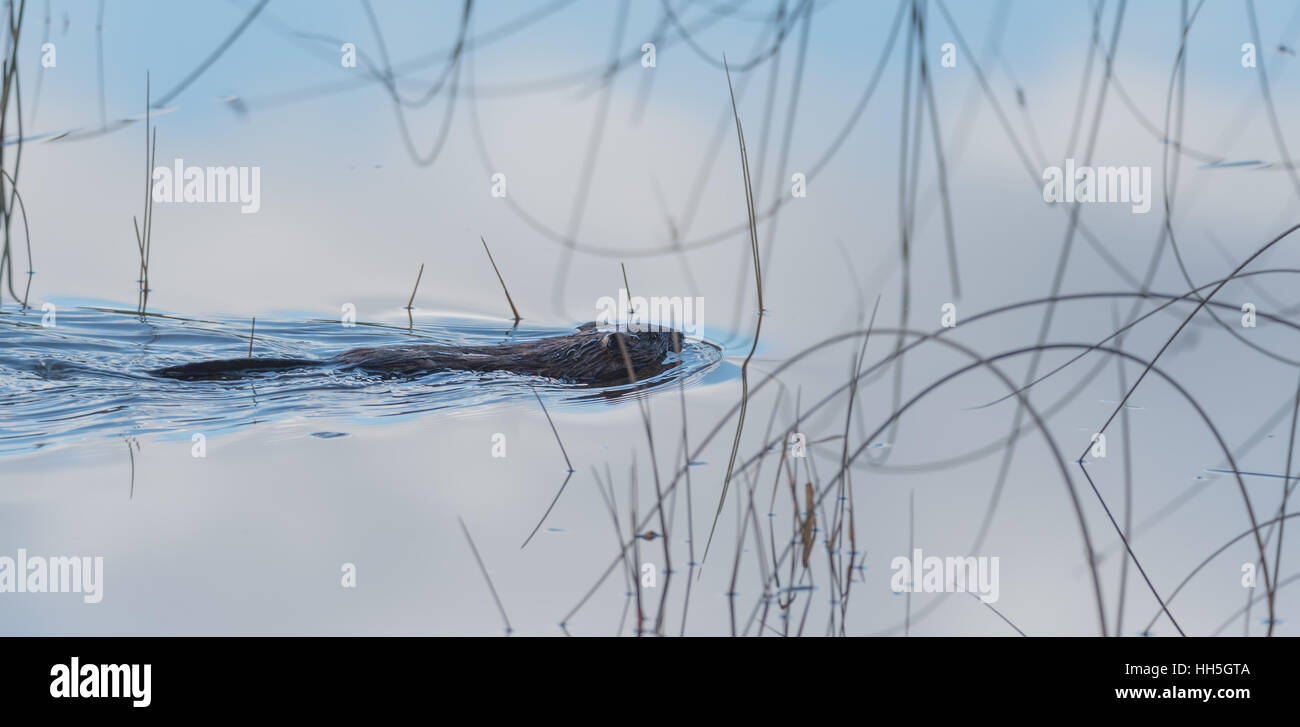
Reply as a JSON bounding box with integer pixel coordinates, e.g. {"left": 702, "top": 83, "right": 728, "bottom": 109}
{"left": 151, "top": 322, "right": 683, "bottom": 385}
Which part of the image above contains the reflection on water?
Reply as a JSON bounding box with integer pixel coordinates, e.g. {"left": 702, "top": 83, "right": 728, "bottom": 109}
{"left": 0, "top": 302, "right": 725, "bottom": 456}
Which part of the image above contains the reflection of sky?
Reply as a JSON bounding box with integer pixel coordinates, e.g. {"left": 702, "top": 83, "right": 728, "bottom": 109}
{"left": 5, "top": 1, "right": 1300, "bottom": 634}
{"left": 24, "top": 0, "right": 1300, "bottom": 325}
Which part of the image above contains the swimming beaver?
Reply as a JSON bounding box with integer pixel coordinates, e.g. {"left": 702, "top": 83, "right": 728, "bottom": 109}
{"left": 149, "top": 322, "right": 685, "bottom": 385}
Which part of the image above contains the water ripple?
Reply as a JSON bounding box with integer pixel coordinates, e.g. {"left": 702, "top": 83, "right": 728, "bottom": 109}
{"left": 0, "top": 304, "right": 725, "bottom": 456}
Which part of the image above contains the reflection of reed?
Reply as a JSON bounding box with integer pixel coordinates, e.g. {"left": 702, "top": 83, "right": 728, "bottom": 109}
{"left": 0, "top": 0, "right": 32, "bottom": 310}
{"left": 706, "top": 59, "right": 764, "bottom": 565}
{"left": 459, "top": 516, "right": 514, "bottom": 636}
{"left": 403, "top": 262, "right": 424, "bottom": 330}
{"left": 132, "top": 74, "right": 157, "bottom": 318}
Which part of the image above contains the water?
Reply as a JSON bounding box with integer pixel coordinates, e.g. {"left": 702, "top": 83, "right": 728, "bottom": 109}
{"left": 0, "top": 302, "right": 726, "bottom": 457}
{"left": 5, "top": 1, "right": 1295, "bottom": 637}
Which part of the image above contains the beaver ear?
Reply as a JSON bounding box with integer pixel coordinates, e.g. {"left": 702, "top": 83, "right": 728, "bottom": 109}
{"left": 601, "top": 332, "right": 626, "bottom": 351}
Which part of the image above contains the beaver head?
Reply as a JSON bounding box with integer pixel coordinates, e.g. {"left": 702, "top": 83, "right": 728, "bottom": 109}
{"left": 549, "top": 326, "right": 683, "bottom": 384}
